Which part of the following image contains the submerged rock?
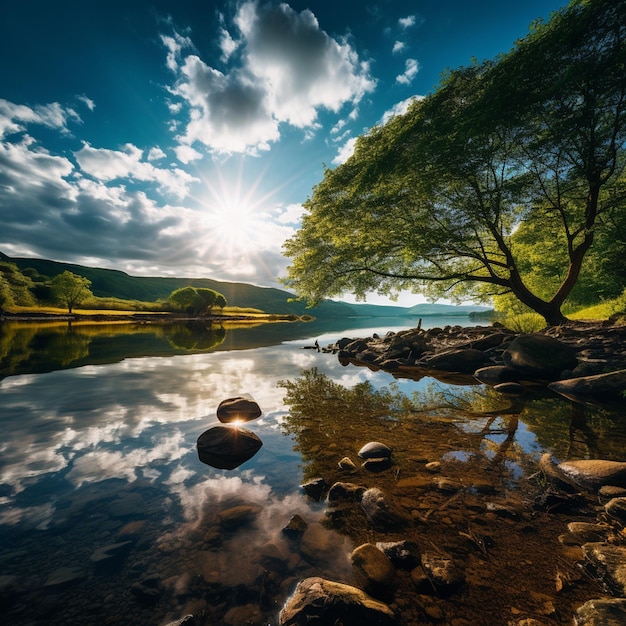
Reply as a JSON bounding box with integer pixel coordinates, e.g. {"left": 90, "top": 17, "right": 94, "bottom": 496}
{"left": 279, "top": 576, "right": 396, "bottom": 625}
{"left": 196, "top": 425, "right": 262, "bottom": 470}
{"left": 575, "top": 598, "right": 626, "bottom": 625}
{"left": 582, "top": 543, "right": 626, "bottom": 595}
{"left": 216, "top": 396, "right": 262, "bottom": 423}
{"left": 420, "top": 551, "right": 464, "bottom": 590}
{"left": 350, "top": 544, "right": 396, "bottom": 600}
{"left": 360, "top": 487, "right": 410, "bottom": 530}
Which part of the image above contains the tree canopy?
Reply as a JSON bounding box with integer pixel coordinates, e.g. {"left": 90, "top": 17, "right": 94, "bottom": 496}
{"left": 283, "top": 0, "right": 626, "bottom": 325}
{"left": 51, "top": 271, "right": 94, "bottom": 314}
{"left": 168, "top": 286, "right": 227, "bottom": 316}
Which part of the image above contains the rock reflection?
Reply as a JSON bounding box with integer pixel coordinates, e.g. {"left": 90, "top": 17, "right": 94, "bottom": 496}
{"left": 196, "top": 425, "right": 263, "bottom": 469}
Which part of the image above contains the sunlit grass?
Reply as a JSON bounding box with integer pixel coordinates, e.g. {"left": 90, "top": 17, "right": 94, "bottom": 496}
{"left": 501, "top": 312, "right": 546, "bottom": 332}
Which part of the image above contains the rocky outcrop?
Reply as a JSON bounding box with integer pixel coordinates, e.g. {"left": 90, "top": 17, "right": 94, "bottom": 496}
{"left": 331, "top": 321, "right": 626, "bottom": 398}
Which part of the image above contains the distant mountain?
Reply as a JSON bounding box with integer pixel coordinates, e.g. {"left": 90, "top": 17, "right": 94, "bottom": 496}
{"left": 0, "top": 251, "right": 492, "bottom": 318}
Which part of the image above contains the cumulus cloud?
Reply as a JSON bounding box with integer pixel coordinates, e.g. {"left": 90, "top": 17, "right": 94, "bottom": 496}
{"left": 392, "top": 40, "right": 405, "bottom": 54}
{"left": 74, "top": 142, "right": 198, "bottom": 198}
{"left": 399, "top": 15, "right": 416, "bottom": 29}
{"left": 380, "top": 95, "right": 423, "bottom": 124}
{"left": 0, "top": 99, "right": 80, "bottom": 139}
{"left": 332, "top": 136, "right": 358, "bottom": 165}
{"left": 396, "top": 58, "right": 420, "bottom": 85}
{"left": 166, "top": 1, "right": 376, "bottom": 155}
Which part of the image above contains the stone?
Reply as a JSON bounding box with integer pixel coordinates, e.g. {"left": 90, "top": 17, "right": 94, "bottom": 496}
{"left": 327, "top": 481, "right": 365, "bottom": 504}
{"left": 130, "top": 576, "right": 162, "bottom": 604}
{"left": 566, "top": 522, "right": 609, "bottom": 544}
{"left": 301, "top": 477, "right": 329, "bottom": 500}
{"left": 503, "top": 334, "right": 578, "bottom": 380}
{"left": 548, "top": 369, "right": 626, "bottom": 399}
{"left": 358, "top": 442, "right": 392, "bottom": 459}
{"left": 575, "top": 598, "right": 626, "bottom": 625}
{"left": 493, "top": 382, "right": 525, "bottom": 395}
{"left": 425, "top": 461, "right": 442, "bottom": 473}
{"left": 279, "top": 576, "right": 396, "bottom": 625}
{"left": 216, "top": 396, "right": 262, "bottom": 423}
{"left": 196, "top": 425, "right": 262, "bottom": 470}
{"left": 605, "top": 497, "right": 626, "bottom": 523}
{"left": 557, "top": 459, "right": 626, "bottom": 492}
{"left": 360, "top": 487, "right": 410, "bottom": 530}
{"left": 435, "top": 477, "right": 462, "bottom": 493}
{"left": 338, "top": 456, "right": 358, "bottom": 472}
{"left": 375, "top": 541, "right": 420, "bottom": 570}
{"left": 282, "top": 514, "right": 308, "bottom": 540}
{"left": 421, "top": 348, "right": 488, "bottom": 373}
{"left": 350, "top": 543, "right": 396, "bottom": 599}
{"left": 582, "top": 543, "right": 626, "bottom": 595}
{"left": 474, "top": 365, "right": 520, "bottom": 385}
{"left": 599, "top": 485, "right": 626, "bottom": 502}
{"left": 420, "top": 551, "right": 464, "bottom": 590}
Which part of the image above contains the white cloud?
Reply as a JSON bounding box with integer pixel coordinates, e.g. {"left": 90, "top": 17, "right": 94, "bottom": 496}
{"left": 399, "top": 15, "right": 416, "bottom": 29}
{"left": 147, "top": 147, "right": 166, "bottom": 161}
{"left": 74, "top": 142, "right": 198, "bottom": 198}
{"left": 77, "top": 95, "right": 95, "bottom": 111}
{"left": 380, "top": 95, "right": 423, "bottom": 124}
{"left": 392, "top": 40, "right": 405, "bottom": 54}
{"left": 275, "top": 203, "right": 305, "bottom": 225}
{"left": 219, "top": 27, "right": 238, "bottom": 62}
{"left": 166, "top": 1, "right": 376, "bottom": 155}
{"left": 332, "top": 136, "right": 358, "bottom": 165}
{"left": 174, "top": 144, "right": 203, "bottom": 164}
{"left": 0, "top": 99, "right": 80, "bottom": 139}
{"left": 396, "top": 58, "right": 420, "bottom": 85}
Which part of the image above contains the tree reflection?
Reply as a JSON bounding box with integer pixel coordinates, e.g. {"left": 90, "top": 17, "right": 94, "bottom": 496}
{"left": 165, "top": 322, "right": 226, "bottom": 351}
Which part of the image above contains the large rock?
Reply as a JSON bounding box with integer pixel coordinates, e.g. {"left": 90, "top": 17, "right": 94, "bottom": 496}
{"left": 350, "top": 543, "right": 396, "bottom": 599}
{"left": 557, "top": 459, "right": 626, "bottom": 492}
{"left": 279, "top": 577, "right": 396, "bottom": 625}
{"left": 216, "top": 396, "right": 262, "bottom": 423}
{"left": 196, "top": 426, "right": 262, "bottom": 469}
{"left": 503, "top": 334, "right": 578, "bottom": 379}
{"left": 605, "top": 497, "right": 626, "bottom": 524}
{"left": 548, "top": 369, "right": 626, "bottom": 399}
{"left": 575, "top": 598, "right": 626, "bottom": 625}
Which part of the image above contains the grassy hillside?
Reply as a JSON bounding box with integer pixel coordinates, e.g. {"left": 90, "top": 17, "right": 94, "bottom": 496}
{"left": 0, "top": 251, "right": 492, "bottom": 318}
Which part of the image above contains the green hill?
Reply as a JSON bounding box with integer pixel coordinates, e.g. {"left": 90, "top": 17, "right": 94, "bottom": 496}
{"left": 0, "top": 251, "right": 491, "bottom": 318}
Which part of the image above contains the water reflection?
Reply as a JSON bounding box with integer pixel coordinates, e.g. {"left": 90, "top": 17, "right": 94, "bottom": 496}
{"left": 0, "top": 320, "right": 625, "bottom": 625}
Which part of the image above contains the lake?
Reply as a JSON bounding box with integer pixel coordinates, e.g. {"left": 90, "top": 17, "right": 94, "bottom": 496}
{"left": 1, "top": 317, "right": 625, "bottom": 625}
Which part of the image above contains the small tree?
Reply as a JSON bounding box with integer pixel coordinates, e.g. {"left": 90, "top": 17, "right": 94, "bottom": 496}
{"left": 168, "top": 287, "right": 228, "bottom": 316}
{"left": 51, "top": 271, "right": 93, "bottom": 315}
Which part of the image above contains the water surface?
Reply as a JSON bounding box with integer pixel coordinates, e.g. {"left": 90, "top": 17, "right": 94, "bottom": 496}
{"left": 1, "top": 317, "right": 624, "bottom": 625}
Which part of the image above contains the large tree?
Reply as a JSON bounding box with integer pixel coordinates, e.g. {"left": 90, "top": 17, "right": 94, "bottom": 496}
{"left": 51, "top": 271, "right": 93, "bottom": 315}
{"left": 283, "top": 0, "right": 626, "bottom": 326}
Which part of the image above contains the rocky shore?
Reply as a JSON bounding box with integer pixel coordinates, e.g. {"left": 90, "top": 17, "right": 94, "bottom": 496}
{"left": 330, "top": 320, "right": 626, "bottom": 400}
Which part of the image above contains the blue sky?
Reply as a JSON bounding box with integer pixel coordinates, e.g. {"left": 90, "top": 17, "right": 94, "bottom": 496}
{"left": 0, "top": 0, "right": 568, "bottom": 304}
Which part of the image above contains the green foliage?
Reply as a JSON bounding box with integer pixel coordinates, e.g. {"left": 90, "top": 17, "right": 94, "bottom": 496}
{"left": 283, "top": 0, "right": 626, "bottom": 326}
{"left": 0, "top": 261, "right": 36, "bottom": 309}
{"left": 167, "top": 286, "right": 227, "bottom": 316}
{"left": 50, "top": 271, "right": 94, "bottom": 314}
{"left": 501, "top": 312, "right": 546, "bottom": 333}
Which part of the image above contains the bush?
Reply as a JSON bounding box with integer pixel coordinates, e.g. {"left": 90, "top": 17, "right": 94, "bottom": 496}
{"left": 501, "top": 312, "right": 546, "bottom": 333}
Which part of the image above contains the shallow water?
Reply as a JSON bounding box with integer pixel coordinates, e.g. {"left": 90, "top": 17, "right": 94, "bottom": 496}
{"left": 0, "top": 317, "right": 625, "bottom": 625}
